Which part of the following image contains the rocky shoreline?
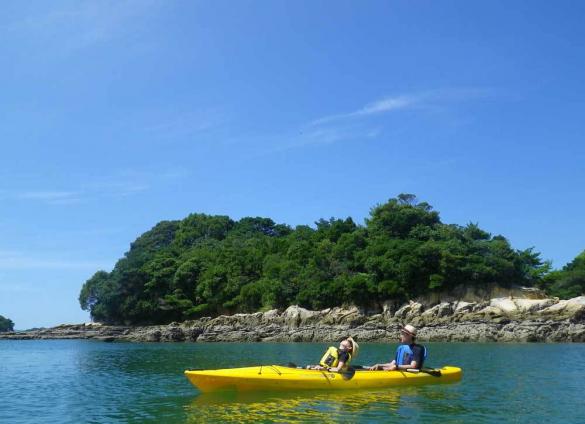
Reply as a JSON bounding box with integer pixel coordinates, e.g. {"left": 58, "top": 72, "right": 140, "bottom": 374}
{"left": 2, "top": 294, "right": 585, "bottom": 343}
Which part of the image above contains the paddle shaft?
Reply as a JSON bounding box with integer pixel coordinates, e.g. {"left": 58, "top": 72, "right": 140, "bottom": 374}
{"left": 353, "top": 365, "right": 441, "bottom": 376}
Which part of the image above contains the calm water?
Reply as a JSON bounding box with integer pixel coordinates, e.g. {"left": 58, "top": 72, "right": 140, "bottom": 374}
{"left": 1, "top": 340, "right": 584, "bottom": 423}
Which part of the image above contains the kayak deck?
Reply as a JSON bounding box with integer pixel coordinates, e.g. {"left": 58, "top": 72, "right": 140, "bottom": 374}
{"left": 185, "top": 365, "right": 462, "bottom": 392}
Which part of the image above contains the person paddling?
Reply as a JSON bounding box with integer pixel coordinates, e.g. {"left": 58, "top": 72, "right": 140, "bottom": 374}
{"left": 307, "top": 337, "right": 359, "bottom": 372}
{"left": 369, "top": 325, "right": 426, "bottom": 371}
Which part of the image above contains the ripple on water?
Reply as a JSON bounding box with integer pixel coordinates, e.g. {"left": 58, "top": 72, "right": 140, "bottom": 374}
{"left": 1, "top": 341, "right": 585, "bottom": 423}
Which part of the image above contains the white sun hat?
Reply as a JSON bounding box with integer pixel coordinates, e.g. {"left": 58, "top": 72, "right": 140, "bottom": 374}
{"left": 401, "top": 324, "right": 417, "bottom": 337}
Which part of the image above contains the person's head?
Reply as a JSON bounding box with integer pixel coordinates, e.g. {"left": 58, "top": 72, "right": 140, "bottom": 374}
{"left": 339, "top": 336, "right": 359, "bottom": 358}
{"left": 400, "top": 324, "right": 417, "bottom": 344}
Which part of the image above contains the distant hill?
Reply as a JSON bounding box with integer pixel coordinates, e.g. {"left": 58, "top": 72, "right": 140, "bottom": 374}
{"left": 79, "top": 194, "right": 553, "bottom": 325}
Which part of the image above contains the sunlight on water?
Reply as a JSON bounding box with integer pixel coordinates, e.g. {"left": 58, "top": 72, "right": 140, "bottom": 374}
{"left": 1, "top": 341, "right": 585, "bottom": 423}
{"left": 187, "top": 390, "right": 402, "bottom": 423}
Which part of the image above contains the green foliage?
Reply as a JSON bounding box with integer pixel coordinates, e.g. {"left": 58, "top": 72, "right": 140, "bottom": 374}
{"left": 541, "top": 251, "right": 585, "bottom": 298}
{"left": 78, "top": 195, "right": 552, "bottom": 324}
{"left": 0, "top": 315, "right": 14, "bottom": 332}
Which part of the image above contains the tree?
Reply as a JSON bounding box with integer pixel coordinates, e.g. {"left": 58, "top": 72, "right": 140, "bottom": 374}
{"left": 366, "top": 195, "right": 441, "bottom": 238}
{"left": 542, "top": 251, "right": 585, "bottom": 298}
{"left": 79, "top": 270, "right": 123, "bottom": 323}
{"left": 0, "top": 315, "right": 14, "bottom": 332}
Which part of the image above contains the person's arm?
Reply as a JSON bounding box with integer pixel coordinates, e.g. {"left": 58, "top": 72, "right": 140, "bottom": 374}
{"left": 328, "top": 351, "right": 350, "bottom": 372}
{"left": 307, "top": 364, "right": 327, "bottom": 370}
{"left": 394, "top": 359, "right": 417, "bottom": 371}
{"left": 368, "top": 360, "right": 395, "bottom": 371}
{"left": 328, "top": 361, "right": 345, "bottom": 372}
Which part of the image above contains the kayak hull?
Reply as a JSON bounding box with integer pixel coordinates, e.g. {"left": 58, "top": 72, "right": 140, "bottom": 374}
{"left": 184, "top": 365, "right": 462, "bottom": 392}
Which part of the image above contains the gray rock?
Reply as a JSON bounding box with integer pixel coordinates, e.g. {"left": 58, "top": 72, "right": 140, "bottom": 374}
{"left": 4, "top": 295, "right": 585, "bottom": 343}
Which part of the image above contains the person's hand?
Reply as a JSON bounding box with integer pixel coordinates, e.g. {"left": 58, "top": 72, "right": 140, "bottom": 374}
{"left": 368, "top": 364, "right": 378, "bottom": 371}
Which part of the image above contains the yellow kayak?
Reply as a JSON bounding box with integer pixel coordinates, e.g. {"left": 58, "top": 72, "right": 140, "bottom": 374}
{"left": 184, "top": 365, "right": 462, "bottom": 392}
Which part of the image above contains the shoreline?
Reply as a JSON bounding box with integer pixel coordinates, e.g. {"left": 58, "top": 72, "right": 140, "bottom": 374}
{"left": 2, "top": 295, "right": 585, "bottom": 343}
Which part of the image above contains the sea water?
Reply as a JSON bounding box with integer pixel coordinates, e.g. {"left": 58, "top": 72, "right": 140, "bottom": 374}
{"left": 1, "top": 340, "right": 584, "bottom": 423}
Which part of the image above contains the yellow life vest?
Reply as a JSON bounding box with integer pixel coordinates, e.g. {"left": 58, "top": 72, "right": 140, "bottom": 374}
{"left": 319, "top": 346, "right": 352, "bottom": 369}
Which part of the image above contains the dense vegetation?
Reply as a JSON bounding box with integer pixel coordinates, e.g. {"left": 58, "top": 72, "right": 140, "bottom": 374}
{"left": 79, "top": 194, "right": 555, "bottom": 325}
{"left": 0, "top": 315, "right": 14, "bottom": 332}
{"left": 539, "top": 251, "right": 585, "bottom": 299}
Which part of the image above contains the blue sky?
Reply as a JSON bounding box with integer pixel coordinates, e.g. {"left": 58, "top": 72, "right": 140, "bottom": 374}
{"left": 1, "top": 1, "right": 584, "bottom": 329}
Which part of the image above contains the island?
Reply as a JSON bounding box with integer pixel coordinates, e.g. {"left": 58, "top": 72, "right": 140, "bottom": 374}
{"left": 2, "top": 194, "right": 583, "bottom": 343}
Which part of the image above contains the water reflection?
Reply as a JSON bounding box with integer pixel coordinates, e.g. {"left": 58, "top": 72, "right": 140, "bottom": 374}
{"left": 4, "top": 341, "right": 585, "bottom": 423}
{"left": 186, "top": 389, "right": 401, "bottom": 423}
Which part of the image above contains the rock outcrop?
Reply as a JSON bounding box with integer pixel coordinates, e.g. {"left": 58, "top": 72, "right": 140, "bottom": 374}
{"left": 3, "top": 296, "right": 585, "bottom": 343}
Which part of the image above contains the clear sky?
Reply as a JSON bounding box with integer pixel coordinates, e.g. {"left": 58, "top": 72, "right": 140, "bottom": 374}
{"left": 1, "top": 1, "right": 584, "bottom": 329}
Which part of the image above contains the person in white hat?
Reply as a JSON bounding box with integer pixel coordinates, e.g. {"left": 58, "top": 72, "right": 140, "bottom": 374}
{"left": 368, "top": 324, "right": 426, "bottom": 371}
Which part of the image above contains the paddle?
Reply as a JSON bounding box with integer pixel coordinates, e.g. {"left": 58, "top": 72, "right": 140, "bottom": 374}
{"left": 352, "top": 365, "right": 442, "bottom": 376}
{"left": 405, "top": 368, "right": 442, "bottom": 377}
{"left": 287, "top": 362, "right": 357, "bottom": 380}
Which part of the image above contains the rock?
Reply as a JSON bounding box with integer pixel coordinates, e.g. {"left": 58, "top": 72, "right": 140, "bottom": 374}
{"left": 473, "top": 305, "right": 505, "bottom": 320}
{"left": 414, "top": 283, "right": 548, "bottom": 306}
{"left": 490, "top": 298, "right": 519, "bottom": 315}
{"left": 161, "top": 326, "right": 185, "bottom": 342}
{"left": 453, "top": 301, "right": 475, "bottom": 313}
{"left": 283, "top": 306, "right": 321, "bottom": 328}
{"left": 261, "top": 309, "right": 281, "bottom": 323}
{"left": 513, "top": 298, "right": 557, "bottom": 314}
{"left": 518, "top": 287, "right": 548, "bottom": 299}
{"left": 322, "top": 306, "right": 366, "bottom": 326}
{"left": 382, "top": 301, "right": 396, "bottom": 318}
{"left": 422, "top": 302, "right": 452, "bottom": 318}
{"left": 394, "top": 302, "right": 424, "bottom": 322}
{"left": 146, "top": 329, "right": 161, "bottom": 342}
{"left": 5, "top": 295, "right": 585, "bottom": 343}
{"left": 185, "top": 327, "right": 203, "bottom": 341}
{"left": 290, "top": 330, "right": 311, "bottom": 342}
{"left": 538, "top": 296, "right": 585, "bottom": 321}
{"left": 490, "top": 297, "right": 557, "bottom": 317}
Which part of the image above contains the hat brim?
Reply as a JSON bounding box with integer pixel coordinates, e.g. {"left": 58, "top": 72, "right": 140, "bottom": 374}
{"left": 400, "top": 328, "right": 416, "bottom": 337}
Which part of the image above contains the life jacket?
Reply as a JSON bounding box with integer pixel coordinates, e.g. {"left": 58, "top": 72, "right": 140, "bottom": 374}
{"left": 319, "top": 346, "right": 352, "bottom": 369}
{"left": 395, "top": 343, "right": 427, "bottom": 368}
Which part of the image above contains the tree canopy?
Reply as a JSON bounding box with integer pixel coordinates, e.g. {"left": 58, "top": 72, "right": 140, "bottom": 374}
{"left": 0, "top": 315, "right": 14, "bottom": 332}
{"left": 79, "top": 194, "right": 554, "bottom": 325}
{"left": 539, "top": 251, "right": 585, "bottom": 299}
